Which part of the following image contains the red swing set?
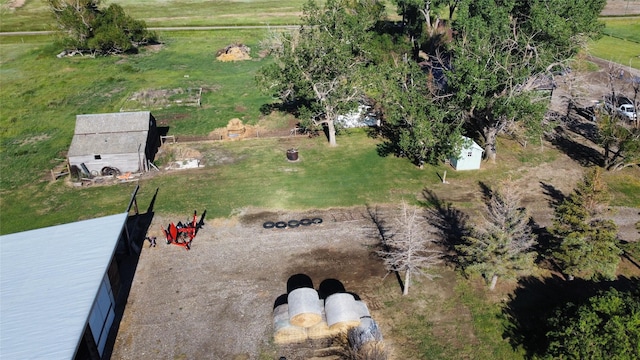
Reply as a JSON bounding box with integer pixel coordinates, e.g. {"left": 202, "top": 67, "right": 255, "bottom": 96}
{"left": 161, "top": 210, "right": 205, "bottom": 250}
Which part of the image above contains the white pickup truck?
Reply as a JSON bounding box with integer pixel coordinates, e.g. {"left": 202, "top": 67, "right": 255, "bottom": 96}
{"left": 603, "top": 95, "right": 637, "bottom": 122}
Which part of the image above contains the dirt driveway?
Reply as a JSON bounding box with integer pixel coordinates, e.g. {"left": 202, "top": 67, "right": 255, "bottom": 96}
{"left": 111, "top": 208, "right": 390, "bottom": 360}
{"left": 110, "top": 183, "right": 638, "bottom": 360}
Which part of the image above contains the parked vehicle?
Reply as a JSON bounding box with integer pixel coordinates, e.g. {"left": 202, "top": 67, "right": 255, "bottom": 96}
{"left": 617, "top": 103, "right": 637, "bottom": 122}
{"left": 602, "top": 95, "right": 637, "bottom": 122}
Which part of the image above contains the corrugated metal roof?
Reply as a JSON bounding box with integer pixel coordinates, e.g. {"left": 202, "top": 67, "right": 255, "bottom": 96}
{"left": 0, "top": 213, "right": 129, "bottom": 360}
{"left": 68, "top": 112, "right": 152, "bottom": 157}
{"left": 74, "top": 111, "right": 151, "bottom": 134}
{"left": 68, "top": 131, "right": 149, "bottom": 156}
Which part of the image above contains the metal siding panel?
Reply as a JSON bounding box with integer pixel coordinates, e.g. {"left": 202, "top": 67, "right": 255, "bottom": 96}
{"left": 0, "top": 213, "right": 128, "bottom": 360}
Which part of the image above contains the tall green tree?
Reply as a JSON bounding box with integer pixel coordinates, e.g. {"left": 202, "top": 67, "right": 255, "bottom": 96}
{"left": 48, "top": 0, "right": 156, "bottom": 55}
{"left": 545, "top": 288, "right": 640, "bottom": 359}
{"left": 445, "top": 0, "right": 606, "bottom": 162}
{"left": 257, "top": 0, "right": 384, "bottom": 146}
{"left": 598, "top": 113, "right": 640, "bottom": 171}
{"left": 374, "top": 60, "right": 464, "bottom": 166}
{"left": 550, "top": 168, "right": 621, "bottom": 280}
{"left": 456, "top": 180, "right": 537, "bottom": 290}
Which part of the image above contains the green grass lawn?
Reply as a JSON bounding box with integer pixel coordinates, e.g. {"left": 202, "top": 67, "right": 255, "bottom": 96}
{"left": 602, "top": 17, "right": 640, "bottom": 43}
{"left": 589, "top": 35, "right": 640, "bottom": 69}
{"left": 0, "top": 30, "right": 273, "bottom": 190}
{"left": 2, "top": 29, "right": 640, "bottom": 234}
{"left": 0, "top": 0, "right": 309, "bottom": 32}
{"left": 589, "top": 17, "right": 640, "bottom": 69}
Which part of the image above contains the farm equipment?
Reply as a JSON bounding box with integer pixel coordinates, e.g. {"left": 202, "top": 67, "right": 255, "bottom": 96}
{"left": 161, "top": 210, "right": 206, "bottom": 250}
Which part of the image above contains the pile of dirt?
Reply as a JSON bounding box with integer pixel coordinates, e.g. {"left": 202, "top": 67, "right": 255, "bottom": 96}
{"left": 216, "top": 43, "right": 252, "bottom": 62}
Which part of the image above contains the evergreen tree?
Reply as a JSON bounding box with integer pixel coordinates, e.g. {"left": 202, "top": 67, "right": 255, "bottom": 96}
{"left": 456, "top": 181, "right": 537, "bottom": 290}
{"left": 550, "top": 168, "right": 621, "bottom": 280}
{"left": 545, "top": 288, "right": 640, "bottom": 359}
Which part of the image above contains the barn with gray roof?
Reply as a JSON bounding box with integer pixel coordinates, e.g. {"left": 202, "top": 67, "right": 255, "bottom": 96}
{"left": 68, "top": 111, "right": 159, "bottom": 176}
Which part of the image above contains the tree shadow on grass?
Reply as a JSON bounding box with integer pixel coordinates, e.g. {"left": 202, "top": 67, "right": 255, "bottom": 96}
{"left": 502, "top": 275, "right": 640, "bottom": 357}
{"left": 364, "top": 205, "right": 405, "bottom": 294}
{"left": 539, "top": 181, "right": 566, "bottom": 209}
{"left": 420, "top": 189, "right": 471, "bottom": 268}
{"left": 550, "top": 135, "right": 604, "bottom": 167}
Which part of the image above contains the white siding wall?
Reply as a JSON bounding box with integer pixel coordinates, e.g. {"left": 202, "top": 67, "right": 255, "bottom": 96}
{"left": 69, "top": 153, "right": 146, "bottom": 175}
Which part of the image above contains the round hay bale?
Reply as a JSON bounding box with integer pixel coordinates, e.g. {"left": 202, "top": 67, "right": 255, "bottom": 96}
{"left": 348, "top": 317, "right": 384, "bottom": 353}
{"left": 288, "top": 288, "right": 322, "bottom": 327}
{"left": 307, "top": 299, "right": 331, "bottom": 339}
{"left": 355, "top": 300, "right": 371, "bottom": 318}
{"left": 273, "top": 303, "right": 308, "bottom": 344}
{"left": 325, "top": 293, "right": 361, "bottom": 331}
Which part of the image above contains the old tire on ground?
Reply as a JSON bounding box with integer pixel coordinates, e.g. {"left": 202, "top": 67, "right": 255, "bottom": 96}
{"left": 288, "top": 220, "right": 300, "bottom": 228}
{"left": 275, "top": 221, "right": 287, "bottom": 229}
{"left": 312, "top": 218, "right": 323, "bottom": 224}
{"left": 263, "top": 221, "right": 275, "bottom": 229}
{"left": 300, "top": 218, "right": 312, "bottom": 226}
{"left": 101, "top": 166, "right": 120, "bottom": 176}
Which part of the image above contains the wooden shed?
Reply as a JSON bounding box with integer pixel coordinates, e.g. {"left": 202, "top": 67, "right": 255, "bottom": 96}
{"left": 450, "top": 136, "right": 484, "bottom": 171}
{"left": 68, "top": 111, "right": 159, "bottom": 176}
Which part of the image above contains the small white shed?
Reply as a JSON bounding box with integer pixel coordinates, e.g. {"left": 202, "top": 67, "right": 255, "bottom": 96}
{"left": 450, "top": 136, "right": 484, "bottom": 170}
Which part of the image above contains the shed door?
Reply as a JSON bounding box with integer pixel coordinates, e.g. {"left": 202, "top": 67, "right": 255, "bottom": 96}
{"left": 88, "top": 274, "right": 116, "bottom": 356}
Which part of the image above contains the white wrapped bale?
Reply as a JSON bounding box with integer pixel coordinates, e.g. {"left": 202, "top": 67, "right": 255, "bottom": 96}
{"left": 273, "top": 303, "right": 307, "bottom": 344}
{"left": 355, "top": 300, "right": 371, "bottom": 318}
{"left": 348, "top": 317, "right": 385, "bottom": 354}
{"left": 325, "top": 293, "right": 361, "bottom": 332}
{"left": 288, "top": 287, "right": 322, "bottom": 327}
{"left": 307, "top": 299, "right": 331, "bottom": 339}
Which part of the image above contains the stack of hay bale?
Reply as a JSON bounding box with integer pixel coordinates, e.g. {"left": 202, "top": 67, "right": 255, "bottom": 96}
{"left": 273, "top": 288, "right": 382, "bottom": 347}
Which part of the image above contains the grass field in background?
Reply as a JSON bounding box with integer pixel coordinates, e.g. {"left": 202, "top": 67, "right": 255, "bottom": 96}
{"left": 0, "top": 30, "right": 273, "bottom": 190}
{"left": 602, "top": 17, "right": 640, "bottom": 43}
{"left": 589, "top": 35, "right": 640, "bottom": 69}
{"left": 2, "top": 29, "right": 640, "bottom": 234}
{"left": 590, "top": 18, "right": 640, "bottom": 69}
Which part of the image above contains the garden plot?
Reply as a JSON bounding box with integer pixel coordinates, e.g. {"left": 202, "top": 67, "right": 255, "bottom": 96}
{"left": 120, "top": 87, "right": 202, "bottom": 111}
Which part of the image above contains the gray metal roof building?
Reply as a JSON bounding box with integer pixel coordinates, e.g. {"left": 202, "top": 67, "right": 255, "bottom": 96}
{"left": 0, "top": 213, "right": 129, "bottom": 359}
{"left": 68, "top": 111, "right": 159, "bottom": 176}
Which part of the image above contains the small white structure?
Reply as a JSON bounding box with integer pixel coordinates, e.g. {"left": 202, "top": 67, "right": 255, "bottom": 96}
{"left": 450, "top": 136, "right": 484, "bottom": 170}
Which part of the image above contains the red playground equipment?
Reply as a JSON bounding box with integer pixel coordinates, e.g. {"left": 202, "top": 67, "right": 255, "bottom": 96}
{"left": 162, "top": 210, "right": 206, "bottom": 250}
